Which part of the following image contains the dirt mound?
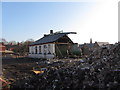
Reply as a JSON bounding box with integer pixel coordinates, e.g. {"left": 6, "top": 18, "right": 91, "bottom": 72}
{"left": 3, "top": 43, "right": 120, "bottom": 90}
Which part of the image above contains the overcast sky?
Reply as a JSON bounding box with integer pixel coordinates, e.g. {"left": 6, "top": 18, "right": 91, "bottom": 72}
{"left": 2, "top": 0, "right": 119, "bottom": 44}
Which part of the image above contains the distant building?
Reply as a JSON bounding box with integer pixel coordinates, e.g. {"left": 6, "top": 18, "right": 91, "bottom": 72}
{"left": 79, "top": 39, "right": 109, "bottom": 56}
{"left": 0, "top": 43, "right": 6, "bottom": 52}
{"left": 95, "top": 42, "right": 109, "bottom": 47}
{"left": 29, "top": 30, "right": 81, "bottom": 59}
{"left": 5, "top": 45, "right": 17, "bottom": 51}
{"left": 0, "top": 43, "right": 14, "bottom": 58}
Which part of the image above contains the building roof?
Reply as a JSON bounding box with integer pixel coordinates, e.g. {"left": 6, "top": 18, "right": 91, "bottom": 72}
{"left": 85, "top": 43, "right": 94, "bottom": 48}
{"left": 79, "top": 43, "right": 94, "bottom": 48}
{"left": 96, "top": 42, "right": 109, "bottom": 46}
{"left": 30, "top": 32, "right": 76, "bottom": 45}
{"left": 0, "top": 50, "right": 14, "bottom": 53}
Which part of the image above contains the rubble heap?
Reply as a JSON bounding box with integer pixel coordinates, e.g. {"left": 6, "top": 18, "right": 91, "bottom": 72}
{"left": 83, "top": 42, "right": 120, "bottom": 89}
{"left": 10, "top": 43, "right": 120, "bottom": 90}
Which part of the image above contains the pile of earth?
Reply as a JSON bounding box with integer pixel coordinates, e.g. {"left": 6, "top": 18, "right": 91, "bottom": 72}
{"left": 9, "top": 42, "right": 120, "bottom": 90}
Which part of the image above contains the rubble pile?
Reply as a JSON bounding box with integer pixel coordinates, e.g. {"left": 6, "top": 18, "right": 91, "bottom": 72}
{"left": 83, "top": 43, "right": 120, "bottom": 89}
{"left": 10, "top": 43, "right": 120, "bottom": 90}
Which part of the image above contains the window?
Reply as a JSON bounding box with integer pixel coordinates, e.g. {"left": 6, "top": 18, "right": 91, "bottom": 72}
{"left": 44, "top": 45, "right": 47, "bottom": 48}
{"left": 32, "top": 47, "right": 34, "bottom": 54}
{"left": 29, "top": 47, "right": 31, "bottom": 54}
{"left": 44, "top": 45, "right": 47, "bottom": 55}
{"left": 48, "top": 44, "right": 51, "bottom": 54}
{"left": 35, "top": 46, "right": 37, "bottom": 54}
{"left": 39, "top": 46, "right": 41, "bottom": 54}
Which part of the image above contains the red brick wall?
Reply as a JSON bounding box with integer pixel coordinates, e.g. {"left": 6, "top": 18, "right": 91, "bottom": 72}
{"left": 0, "top": 43, "right": 6, "bottom": 52}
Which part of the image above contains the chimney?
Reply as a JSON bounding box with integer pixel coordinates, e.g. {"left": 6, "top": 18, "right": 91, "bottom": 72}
{"left": 90, "top": 38, "right": 92, "bottom": 44}
{"left": 44, "top": 34, "right": 47, "bottom": 37}
{"left": 50, "top": 30, "right": 53, "bottom": 34}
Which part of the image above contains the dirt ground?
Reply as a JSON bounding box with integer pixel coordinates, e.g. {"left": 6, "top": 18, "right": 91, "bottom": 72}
{"left": 2, "top": 57, "right": 47, "bottom": 87}
{"left": 2, "top": 57, "right": 80, "bottom": 88}
{"left": 2, "top": 57, "right": 85, "bottom": 89}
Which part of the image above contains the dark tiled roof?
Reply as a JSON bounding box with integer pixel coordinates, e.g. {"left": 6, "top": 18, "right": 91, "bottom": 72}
{"left": 30, "top": 32, "right": 76, "bottom": 45}
{"left": 86, "top": 43, "right": 94, "bottom": 48}
{"left": 79, "top": 43, "right": 94, "bottom": 48}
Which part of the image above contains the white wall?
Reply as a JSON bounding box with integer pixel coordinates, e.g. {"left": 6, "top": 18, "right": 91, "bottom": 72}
{"left": 29, "top": 43, "right": 55, "bottom": 59}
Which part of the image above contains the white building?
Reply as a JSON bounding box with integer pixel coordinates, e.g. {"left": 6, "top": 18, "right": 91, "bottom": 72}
{"left": 29, "top": 30, "right": 77, "bottom": 59}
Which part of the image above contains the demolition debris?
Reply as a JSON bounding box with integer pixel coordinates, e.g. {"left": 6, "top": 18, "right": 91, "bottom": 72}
{"left": 2, "top": 43, "right": 120, "bottom": 90}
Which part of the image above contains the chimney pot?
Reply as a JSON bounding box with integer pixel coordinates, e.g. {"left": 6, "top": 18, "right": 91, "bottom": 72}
{"left": 90, "top": 38, "right": 92, "bottom": 44}
{"left": 50, "top": 30, "right": 53, "bottom": 34}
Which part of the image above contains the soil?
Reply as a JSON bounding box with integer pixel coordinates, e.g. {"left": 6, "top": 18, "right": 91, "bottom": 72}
{"left": 2, "top": 58, "right": 45, "bottom": 81}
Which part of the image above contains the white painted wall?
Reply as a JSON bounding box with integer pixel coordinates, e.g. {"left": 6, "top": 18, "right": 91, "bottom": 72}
{"left": 29, "top": 43, "right": 55, "bottom": 59}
